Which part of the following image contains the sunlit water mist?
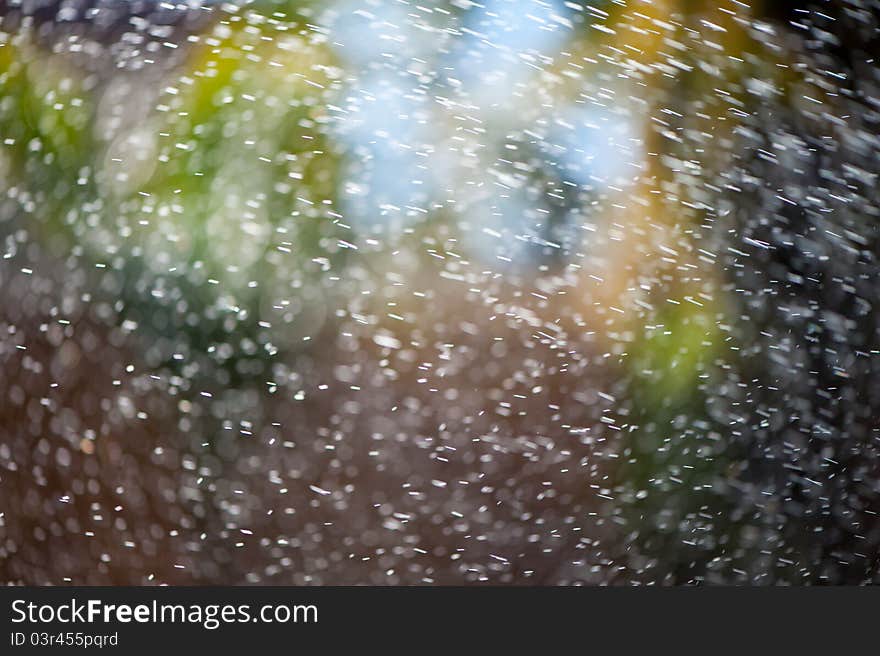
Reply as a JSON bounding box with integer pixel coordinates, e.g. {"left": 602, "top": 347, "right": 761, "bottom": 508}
{"left": 1, "top": 0, "right": 880, "bottom": 585}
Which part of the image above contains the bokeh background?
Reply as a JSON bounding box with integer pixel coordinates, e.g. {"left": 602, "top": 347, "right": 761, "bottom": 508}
{"left": 2, "top": 0, "right": 880, "bottom": 584}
